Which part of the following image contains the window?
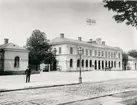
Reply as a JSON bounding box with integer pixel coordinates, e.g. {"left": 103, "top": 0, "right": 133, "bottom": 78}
{"left": 98, "top": 50, "right": 100, "bottom": 57}
{"left": 114, "top": 61, "right": 116, "bottom": 68}
{"left": 70, "top": 47, "right": 73, "bottom": 54}
{"left": 90, "top": 60, "right": 92, "bottom": 67}
{"left": 82, "top": 60, "right": 84, "bottom": 67}
{"left": 119, "top": 62, "right": 121, "bottom": 68}
{"left": 77, "top": 59, "right": 80, "bottom": 67}
{"left": 86, "top": 49, "right": 88, "bottom": 56}
{"left": 118, "top": 53, "right": 121, "bottom": 58}
{"left": 111, "top": 52, "right": 113, "bottom": 58}
{"left": 111, "top": 61, "right": 113, "bottom": 68}
{"left": 95, "top": 50, "right": 97, "bottom": 56}
{"left": 86, "top": 60, "right": 88, "bottom": 67}
{"left": 108, "top": 52, "right": 110, "bottom": 58}
{"left": 59, "top": 47, "right": 61, "bottom": 54}
{"left": 105, "top": 51, "right": 107, "bottom": 57}
{"left": 14, "top": 56, "right": 20, "bottom": 68}
{"left": 114, "top": 52, "right": 116, "bottom": 58}
{"left": 70, "top": 59, "right": 73, "bottom": 67}
{"left": 90, "top": 50, "right": 92, "bottom": 56}
{"left": 102, "top": 51, "right": 104, "bottom": 57}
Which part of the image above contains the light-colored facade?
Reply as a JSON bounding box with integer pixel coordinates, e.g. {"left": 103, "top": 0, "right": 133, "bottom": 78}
{"left": 127, "top": 56, "right": 137, "bottom": 70}
{"left": 0, "top": 39, "right": 29, "bottom": 72}
{"left": 49, "top": 34, "right": 123, "bottom": 71}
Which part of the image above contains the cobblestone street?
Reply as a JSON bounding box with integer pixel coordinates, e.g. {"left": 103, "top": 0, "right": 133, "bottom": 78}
{"left": 1, "top": 78, "right": 137, "bottom": 105}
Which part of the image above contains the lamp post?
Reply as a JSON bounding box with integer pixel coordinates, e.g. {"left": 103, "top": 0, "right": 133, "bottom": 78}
{"left": 77, "top": 47, "right": 84, "bottom": 83}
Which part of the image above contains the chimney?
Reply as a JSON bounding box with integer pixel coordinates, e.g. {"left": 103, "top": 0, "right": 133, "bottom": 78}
{"left": 102, "top": 41, "right": 105, "bottom": 45}
{"left": 78, "top": 37, "right": 82, "bottom": 41}
{"left": 60, "top": 33, "right": 64, "bottom": 38}
{"left": 4, "top": 38, "right": 9, "bottom": 44}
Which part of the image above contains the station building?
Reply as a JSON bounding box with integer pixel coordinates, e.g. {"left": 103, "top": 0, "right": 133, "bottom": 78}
{"left": 0, "top": 39, "right": 29, "bottom": 74}
{"left": 49, "top": 33, "right": 123, "bottom": 71}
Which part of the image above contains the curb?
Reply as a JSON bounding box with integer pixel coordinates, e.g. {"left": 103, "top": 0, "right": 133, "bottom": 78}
{"left": 0, "top": 83, "right": 80, "bottom": 93}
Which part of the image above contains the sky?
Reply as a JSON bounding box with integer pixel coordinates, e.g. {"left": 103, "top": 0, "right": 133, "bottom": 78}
{"left": 0, "top": 0, "right": 137, "bottom": 52}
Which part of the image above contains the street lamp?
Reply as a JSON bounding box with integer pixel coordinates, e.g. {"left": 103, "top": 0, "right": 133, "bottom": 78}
{"left": 77, "top": 46, "right": 84, "bottom": 83}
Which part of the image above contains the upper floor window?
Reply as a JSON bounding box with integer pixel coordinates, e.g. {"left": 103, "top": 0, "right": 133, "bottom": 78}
{"left": 111, "top": 52, "right": 113, "bottom": 58}
{"left": 14, "top": 56, "right": 20, "bottom": 68}
{"left": 95, "top": 50, "right": 97, "bottom": 56}
{"left": 114, "top": 52, "right": 116, "bottom": 58}
{"left": 90, "top": 50, "right": 92, "bottom": 56}
{"left": 102, "top": 51, "right": 104, "bottom": 57}
{"left": 118, "top": 53, "right": 121, "bottom": 58}
{"left": 108, "top": 52, "right": 110, "bottom": 58}
{"left": 70, "top": 47, "right": 73, "bottom": 54}
{"left": 105, "top": 51, "right": 107, "bottom": 57}
{"left": 86, "top": 49, "right": 88, "bottom": 56}
{"left": 59, "top": 47, "right": 62, "bottom": 54}
{"left": 98, "top": 50, "right": 100, "bottom": 56}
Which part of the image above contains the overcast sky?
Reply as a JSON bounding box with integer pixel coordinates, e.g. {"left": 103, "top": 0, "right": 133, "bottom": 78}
{"left": 0, "top": 0, "right": 136, "bottom": 51}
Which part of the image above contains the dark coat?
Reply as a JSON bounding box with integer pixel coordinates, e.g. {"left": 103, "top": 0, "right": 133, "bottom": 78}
{"left": 25, "top": 68, "right": 31, "bottom": 76}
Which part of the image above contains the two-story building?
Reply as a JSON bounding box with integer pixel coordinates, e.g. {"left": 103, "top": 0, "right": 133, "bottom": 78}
{"left": 49, "top": 33, "right": 123, "bottom": 71}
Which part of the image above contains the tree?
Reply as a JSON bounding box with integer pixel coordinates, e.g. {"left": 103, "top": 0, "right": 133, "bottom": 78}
{"left": 122, "top": 52, "right": 128, "bottom": 70}
{"left": 128, "top": 50, "right": 137, "bottom": 59}
{"left": 103, "top": 1, "right": 137, "bottom": 28}
{"left": 26, "top": 29, "right": 56, "bottom": 71}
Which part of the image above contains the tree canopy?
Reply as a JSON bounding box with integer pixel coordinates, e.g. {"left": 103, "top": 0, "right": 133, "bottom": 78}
{"left": 122, "top": 52, "right": 128, "bottom": 70}
{"left": 103, "top": 1, "right": 137, "bottom": 28}
{"left": 26, "top": 29, "right": 56, "bottom": 70}
{"left": 128, "top": 50, "right": 137, "bottom": 59}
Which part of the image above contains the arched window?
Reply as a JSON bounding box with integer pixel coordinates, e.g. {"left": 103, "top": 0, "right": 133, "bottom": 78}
{"left": 105, "top": 61, "right": 107, "bottom": 68}
{"left": 86, "top": 60, "right": 88, "bottom": 67}
{"left": 82, "top": 59, "right": 84, "bottom": 67}
{"left": 14, "top": 56, "right": 20, "bottom": 68}
{"left": 94, "top": 60, "right": 97, "bottom": 70}
{"left": 108, "top": 61, "right": 110, "bottom": 68}
{"left": 119, "top": 62, "right": 121, "bottom": 68}
{"left": 114, "top": 61, "right": 116, "bottom": 68}
{"left": 111, "top": 61, "right": 113, "bottom": 68}
{"left": 70, "top": 59, "right": 73, "bottom": 67}
{"left": 98, "top": 60, "right": 101, "bottom": 70}
{"left": 90, "top": 60, "right": 92, "bottom": 67}
{"left": 77, "top": 59, "right": 80, "bottom": 67}
{"left": 102, "top": 61, "right": 104, "bottom": 69}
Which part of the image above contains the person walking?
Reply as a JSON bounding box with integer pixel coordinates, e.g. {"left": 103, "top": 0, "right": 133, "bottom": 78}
{"left": 25, "top": 66, "right": 31, "bottom": 83}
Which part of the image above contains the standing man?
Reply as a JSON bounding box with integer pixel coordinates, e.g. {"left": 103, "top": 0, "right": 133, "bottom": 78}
{"left": 25, "top": 66, "right": 31, "bottom": 83}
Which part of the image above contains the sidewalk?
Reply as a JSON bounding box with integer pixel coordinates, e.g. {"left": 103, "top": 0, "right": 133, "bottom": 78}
{"left": 0, "top": 71, "right": 137, "bottom": 92}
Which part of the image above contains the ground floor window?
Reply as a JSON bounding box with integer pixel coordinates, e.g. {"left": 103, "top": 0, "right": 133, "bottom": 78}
{"left": 114, "top": 61, "right": 116, "bottom": 68}
{"left": 86, "top": 60, "right": 88, "bottom": 67}
{"left": 70, "top": 59, "right": 73, "bottom": 67}
{"left": 82, "top": 60, "right": 84, "bottom": 67}
{"left": 90, "top": 60, "right": 92, "bottom": 67}
{"left": 119, "top": 62, "right": 121, "bottom": 68}
{"left": 111, "top": 61, "right": 113, "bottom": 68}
{"left": 14, "top": 56, "right": 20, "bottom": 68}
{"left": 102, "top": 61, "right": 104, "bottom": 69}
{"left": 94, "top": 60, "right": 97, "bottom": 70}
{"left": 77, "top": 59, "right": 80, "bottom": 67}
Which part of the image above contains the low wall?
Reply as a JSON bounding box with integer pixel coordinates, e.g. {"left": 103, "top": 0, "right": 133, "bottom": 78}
{"left": 0, "top": 70, "right": 40, "bottom": 75}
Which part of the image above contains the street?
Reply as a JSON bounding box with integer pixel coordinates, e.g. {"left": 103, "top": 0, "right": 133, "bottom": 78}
{"left": 1, "top": 78, "right": 137, "bottom": 105}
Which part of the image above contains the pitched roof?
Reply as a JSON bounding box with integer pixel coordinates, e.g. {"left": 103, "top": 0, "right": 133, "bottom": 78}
{"left": 49, "top": 37, "right": 122, "bottom": 51}
{"left": 0, "top": 42, "right": 28, "bottom": 52}
{"left": 128, "top": 56, "right": 137, "bottom": 60}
